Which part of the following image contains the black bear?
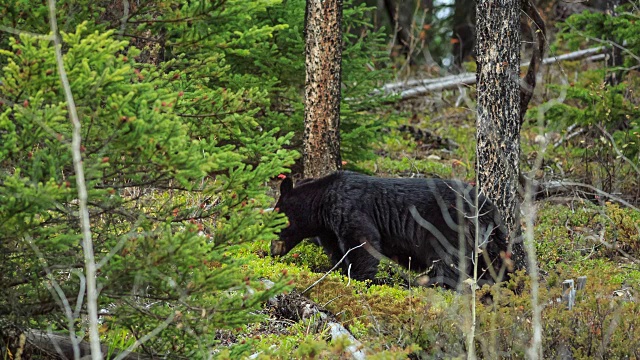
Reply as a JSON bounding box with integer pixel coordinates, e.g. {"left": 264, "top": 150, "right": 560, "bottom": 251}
{"left": 271, "top": 171, "right": 511, "bottom": 288}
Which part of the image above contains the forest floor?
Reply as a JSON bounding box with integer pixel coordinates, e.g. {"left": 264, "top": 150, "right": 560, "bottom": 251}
{"left": 217, "top": 58, "right": 640, "bottom": 359}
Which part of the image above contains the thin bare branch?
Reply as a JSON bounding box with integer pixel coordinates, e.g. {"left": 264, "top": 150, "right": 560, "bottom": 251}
{"left": 26, "top": 236, "right": 81, "bottom": 360}
{"left": 596, "top": 124, "right": 640, "bottom": 175}
{"left": 113, "top": 311, "right": 177, "bottom": 360}
{"left": 0, "top": 25, "right": 52, "bottom": 40}
{"left": 47, "top": 1, "right": 103, "bottom": 359}
{"left": 119, "top": 0, "right": 130, "bottom": 38}
{"left": 301, "top": 242, "right": 367, "bottom": 295}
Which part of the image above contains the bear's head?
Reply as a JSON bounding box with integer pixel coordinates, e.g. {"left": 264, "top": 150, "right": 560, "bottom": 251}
{"left": 271, "top": 177, "right": 315, "bottom": 257}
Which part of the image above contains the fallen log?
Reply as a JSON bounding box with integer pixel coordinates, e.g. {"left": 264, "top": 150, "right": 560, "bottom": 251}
{"left": 1, "top": 327, "right": 161, "bottom": 360}
{"left": 378, "top": 47, "right": 606, "bottom": 100}
{"left": 30, "top": 330, "right": 161, "bottom": 359}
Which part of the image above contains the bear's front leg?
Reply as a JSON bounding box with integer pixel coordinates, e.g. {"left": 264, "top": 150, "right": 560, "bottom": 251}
{"left": 318, "top": 234, "right": 349, "bottom": 274}
{"left": 336, "top": 219, "right": 382, "bottom": 282}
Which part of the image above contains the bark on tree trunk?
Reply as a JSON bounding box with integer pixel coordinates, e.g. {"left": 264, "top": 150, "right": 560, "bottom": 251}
{"left": 303, "top": 0, "right": 343, "bottom": 178}
{"left": 475, "top": 0, "right": 526, "bottom": 270}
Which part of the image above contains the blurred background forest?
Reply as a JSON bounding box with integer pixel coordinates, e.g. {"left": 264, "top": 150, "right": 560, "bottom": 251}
{"left": 1, "top": 0, "right": 639, "bottom": 358}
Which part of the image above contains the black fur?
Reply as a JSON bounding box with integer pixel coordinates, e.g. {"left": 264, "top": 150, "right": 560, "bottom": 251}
{"left": 273, "top": 171, "right": 511, "bottom": 287}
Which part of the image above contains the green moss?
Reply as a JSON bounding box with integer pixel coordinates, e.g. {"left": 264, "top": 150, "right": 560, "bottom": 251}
{"left": 535, "top": 202, "right": 640, "bottom": 271}
{"left": 358, "top": 157, "right": 454, "bottom": 178}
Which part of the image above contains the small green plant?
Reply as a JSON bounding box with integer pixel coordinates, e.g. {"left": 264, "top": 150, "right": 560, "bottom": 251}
{"left": 539, "top": 5, "right": 640, "bottom": 194}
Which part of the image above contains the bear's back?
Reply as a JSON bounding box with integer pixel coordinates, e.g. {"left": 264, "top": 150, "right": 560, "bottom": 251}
{"left": 330, "top": 171, "right": 481, "bottom": 214}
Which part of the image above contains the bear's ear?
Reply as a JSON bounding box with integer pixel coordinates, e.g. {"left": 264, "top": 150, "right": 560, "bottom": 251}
{"left": 280, "top": 177, "right": 293, "bottom": 196}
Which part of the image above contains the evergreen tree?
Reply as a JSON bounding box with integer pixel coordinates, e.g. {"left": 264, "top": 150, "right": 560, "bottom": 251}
{"left": 0, "top": 17, "right": 294, "bottom": 360}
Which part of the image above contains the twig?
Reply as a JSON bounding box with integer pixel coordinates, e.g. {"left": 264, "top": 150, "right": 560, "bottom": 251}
{"left": 301, "top": 242, "right": 366, "bottom": 295}
{"left": 551, "top": 181, "right": 639, "bottom": 211}
{"left": 466, "top": 174, "right": 479, "bottom": 360}
{"left": 26, "top": 236, "right": 82, "bottom": 360}
{"left": 597, "top": 124, "right": 640, "bottom": 176}
{"left": 113, "top": 312, "right": 177, "bottom": 360}
{"left": 47, "top": 1, "right": 103, "bottom": 359}
{"left": 523, "top": 73, "right": 568, "bottom": 359}
{"left": 119, "top": 0, "right": 130, "bottom": 38}
{"left": 0, "top": 25, "right": 52, "bottom": 40}
{"left": 554, "top": 123, "right": 585, "bottom": 148}
{"left": 569, "top": 26, "right": 640, "bottom": 64}
{"left": 523, "top": 146, "right": 545, "bottom": 360}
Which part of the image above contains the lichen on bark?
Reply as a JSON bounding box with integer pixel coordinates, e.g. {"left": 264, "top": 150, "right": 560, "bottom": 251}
{"left": 475, "top": 0, "right": 525, "bottom": 270}
{"left": 303, "top": 0, "right": 344, "bottom": 178}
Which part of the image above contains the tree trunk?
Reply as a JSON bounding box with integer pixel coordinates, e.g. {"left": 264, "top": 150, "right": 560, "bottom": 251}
{"left": 452, "top": 0, "right": 476, "bottom": 67}
{"left": 303, "top": 0, "right": 343, "bottom": 178}
{"left": 604, "top": 0, "right": 625, "bottom": 86}
{"left": 475, "top": 0, "right": 525, "bottom": 270}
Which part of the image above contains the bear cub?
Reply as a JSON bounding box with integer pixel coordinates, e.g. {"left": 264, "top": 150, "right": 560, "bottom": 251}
{"left": 271, "top": 171, "right": 511, "bottom": 288}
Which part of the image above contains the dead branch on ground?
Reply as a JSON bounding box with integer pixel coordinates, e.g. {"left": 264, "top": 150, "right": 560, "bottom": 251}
{"left": 267, "top": 291, "right": 367, "bottom": 360}
{"left": 378, "top": 47, "right": 605, "bottom": 101}
{"left": 1, "top": 328, "right": 159, "bottom": 360}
